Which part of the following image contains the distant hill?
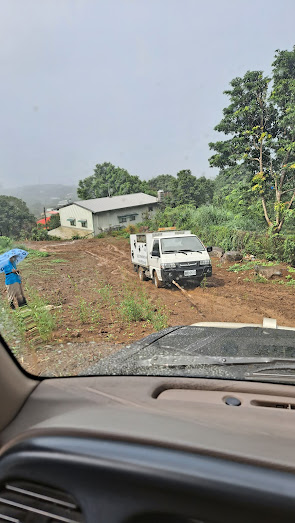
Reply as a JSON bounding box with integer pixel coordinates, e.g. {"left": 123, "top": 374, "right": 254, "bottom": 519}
{"left": 0, "top": 184, "right": 78, "bottom": 217}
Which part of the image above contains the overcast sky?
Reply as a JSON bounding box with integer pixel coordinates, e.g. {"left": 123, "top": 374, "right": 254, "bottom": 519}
{"left": 0, "top": 0, "right": 294, "bottom": 189}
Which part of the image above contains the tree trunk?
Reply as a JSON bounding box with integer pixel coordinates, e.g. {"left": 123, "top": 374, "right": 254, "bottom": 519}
{"left": 261, "top": 197, "right": 273, "bottom": 227}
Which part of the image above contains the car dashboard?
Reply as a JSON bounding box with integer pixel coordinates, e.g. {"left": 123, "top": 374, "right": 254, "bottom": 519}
{"left": 1, "top": 374, "right": 295, "bottom": 522}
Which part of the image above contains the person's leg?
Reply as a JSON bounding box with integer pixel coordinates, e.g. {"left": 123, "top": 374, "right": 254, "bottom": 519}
{"left": 15, "top": 283, "right": 27, "bottom": 307}
{"left": 6, "top": 284, "right": 16, "bottom": 309}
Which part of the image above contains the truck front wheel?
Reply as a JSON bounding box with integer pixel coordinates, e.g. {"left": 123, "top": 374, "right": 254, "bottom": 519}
{"left": 153, "top": 271, "right": 163, "bottom": 288}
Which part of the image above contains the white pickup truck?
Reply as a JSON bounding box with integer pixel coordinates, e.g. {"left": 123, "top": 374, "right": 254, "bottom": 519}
{"left": 130, "top": 229, "right": 212, "bottom": 287}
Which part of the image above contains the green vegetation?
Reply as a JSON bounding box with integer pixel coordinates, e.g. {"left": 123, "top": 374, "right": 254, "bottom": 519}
{"left": 140, "top": 204, "right": 295, "bottom": 264}
{"left": 47, "top": 214, "right": 61, "bottom": 230}
{"left": 0, "top": 196, "right": 35, "bottom": 239}
{"left": 227, "top": 261, "right": 275, "bottom": 272}
{"left": 78, "top": 162, "right": 151, "bottom": 199}
{"left": 0, "top": 236, "right": 13, "bottom": 254}
{"left": 119, "top": 290, "right": 168, "bottom": 331}
{"left": 209, "top": 47, "right": 295, "bottom": 233}
{"left": 19, "top": 288, "right": 57, "bottom": 342}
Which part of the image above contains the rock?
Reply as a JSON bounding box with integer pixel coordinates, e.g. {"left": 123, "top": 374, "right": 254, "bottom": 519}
{"left": 210, "top": 246, "right": 224, "bottom": 258}
{"left": 254, "top": 265, "right": 282, "bottom": 279}
{"left": 221, "top": 251, "right": 243, "bottom": 263}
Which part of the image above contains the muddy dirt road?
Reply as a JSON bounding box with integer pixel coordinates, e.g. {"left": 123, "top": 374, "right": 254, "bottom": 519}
{"left": 2, "top": 237, "right": 294, "bottom": 376}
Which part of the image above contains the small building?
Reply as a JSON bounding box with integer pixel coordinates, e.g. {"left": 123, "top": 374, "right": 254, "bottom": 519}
{"left": 50, "top": 193, "right": 158, "bottom": 238}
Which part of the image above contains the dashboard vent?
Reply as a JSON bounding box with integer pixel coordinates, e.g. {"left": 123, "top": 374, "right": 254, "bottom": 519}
{"left": 0, "top": 480, "right": 84, "bottom": 522}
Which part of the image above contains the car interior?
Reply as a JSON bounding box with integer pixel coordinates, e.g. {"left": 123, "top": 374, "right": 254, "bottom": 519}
{"left": 2, "top": 332, "right": 295, "bottom": 523}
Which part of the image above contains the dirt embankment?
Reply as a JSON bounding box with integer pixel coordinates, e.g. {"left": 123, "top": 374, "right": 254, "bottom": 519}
{"left": 3, "top": 237, "right": 295, "bottom": 376}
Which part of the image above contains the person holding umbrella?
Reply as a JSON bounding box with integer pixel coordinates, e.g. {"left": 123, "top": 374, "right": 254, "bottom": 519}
{"left": 0, "top": 249, "right": 28, "bottom": 309}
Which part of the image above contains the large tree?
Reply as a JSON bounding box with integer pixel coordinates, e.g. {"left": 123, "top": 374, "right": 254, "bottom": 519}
{"left": 209, "top": 47, "right": 295, "bottom": 232}
{"left": 0, "top": 196, "right": 35, "bottom": 238}
{"left": 77, "top": 162, "right": 150, "bottom": 199}
{"left": 167, "top": 170, "right": 214, "bottom": 207}
{"left": 148, "top": 174, "right": 176, "bottom": 193}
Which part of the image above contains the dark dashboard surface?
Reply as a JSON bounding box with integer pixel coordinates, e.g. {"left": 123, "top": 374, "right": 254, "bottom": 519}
{"left": 1, "top": 434, "right": 295, "bottom": 523}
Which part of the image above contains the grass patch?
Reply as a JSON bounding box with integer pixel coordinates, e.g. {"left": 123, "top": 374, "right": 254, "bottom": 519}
{"left": 227, "top": 260, "right": 276, "bottom": 273}
{"left": 48, "top": 258, "right": 67, "bottom": 263}
{"left": 27, "top": 249, "right": 50, "bottom": 258}
{"left": 119, "top": 289, "right": 169, "bottom": 331}
{"left": 20, "top": 287, "right": 57, "bottom": 342}
{"left": 253, "top": 275, "right": 268, "bottom": 283}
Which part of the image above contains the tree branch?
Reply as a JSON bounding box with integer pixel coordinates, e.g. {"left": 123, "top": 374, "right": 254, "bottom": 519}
{"left": 261, "top": 197, "right": 273, "bottom": 227}
{"left": 286, "top": 190, "right": 295, "bottom": 210}
{"left": 281, "top": 187, "right": 295, "bottom": 195}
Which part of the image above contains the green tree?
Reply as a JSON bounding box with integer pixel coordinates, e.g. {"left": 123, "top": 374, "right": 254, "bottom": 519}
{"left": 167, "top": 170, "right": 214, "bottom": 207}
{"left": 48, "top": 214, "right": 61, "bottom": 230}
{"left": 77, "top": 162, "right": 150, "bottom": 199}
{"left": 148, "top": 174, "right": 176, "bottom": 193}
{"left": 209, "top": 49, "right": 295, "bottom": 232}
{"left": 0, "top": 195, "right": 35, "bottom": 238}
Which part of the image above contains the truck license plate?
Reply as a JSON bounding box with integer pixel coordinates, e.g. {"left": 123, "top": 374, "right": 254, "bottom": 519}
{"left": 184, "top": 270, "right": 196, "bottom": 277}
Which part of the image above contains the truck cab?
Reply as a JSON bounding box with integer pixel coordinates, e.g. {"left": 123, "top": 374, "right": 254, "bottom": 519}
{"left": 131, "top": 230, "right": 212, "bottom": 287}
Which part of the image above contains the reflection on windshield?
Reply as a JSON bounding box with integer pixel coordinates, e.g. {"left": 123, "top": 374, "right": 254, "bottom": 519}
{"left": 161, "top": 236, "right": 205, "bottom": 254}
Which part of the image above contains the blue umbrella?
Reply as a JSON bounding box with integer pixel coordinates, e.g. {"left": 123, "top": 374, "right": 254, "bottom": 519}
{"left": 0, "top": 249, "right": 28, "bottom": 273}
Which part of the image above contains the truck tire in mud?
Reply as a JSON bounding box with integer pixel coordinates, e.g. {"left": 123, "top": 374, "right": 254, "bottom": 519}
{"left": 138, "top": 267, "right": 147, "bottom": 281}
{"left": 153, "top": 271, "right": 163, "bottom": 288}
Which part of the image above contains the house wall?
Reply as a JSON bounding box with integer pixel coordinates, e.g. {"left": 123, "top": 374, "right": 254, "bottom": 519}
{"left": 59, "top": 204, "right": 94, "bottom": 233}
{"left": 92, "top": 203, "right": 158, "bottom": 235}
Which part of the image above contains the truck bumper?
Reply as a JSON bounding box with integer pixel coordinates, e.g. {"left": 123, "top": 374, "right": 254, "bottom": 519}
{"left": 161, "top": 266, "right": 212, "bottom": 283}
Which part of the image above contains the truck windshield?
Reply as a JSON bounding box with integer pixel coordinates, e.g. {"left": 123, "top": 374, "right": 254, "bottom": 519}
{"left": 161, "top": 236, "right": 205, "bottom": 253}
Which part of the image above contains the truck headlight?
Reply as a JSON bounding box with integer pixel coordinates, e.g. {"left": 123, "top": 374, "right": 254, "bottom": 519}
{"left": 199, "top": 260, "right": 211, "bottom": 265}
{"left": 160, "top": 263, "right": 176, "bottom": 269}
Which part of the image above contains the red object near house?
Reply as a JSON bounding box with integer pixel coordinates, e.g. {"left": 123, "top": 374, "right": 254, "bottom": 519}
{"left": 36, "top": 210, "right": 59, "bottom": 228}
{"left": 37, "top": 217, "right": 51, "bottom": 226}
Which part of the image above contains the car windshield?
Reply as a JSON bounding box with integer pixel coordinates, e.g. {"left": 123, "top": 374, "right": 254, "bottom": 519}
{"left": 161, "top": 236, "right": 205, "bottom": 253}
{"left": 0, "top": 1, "right": 294, "bottom": 381}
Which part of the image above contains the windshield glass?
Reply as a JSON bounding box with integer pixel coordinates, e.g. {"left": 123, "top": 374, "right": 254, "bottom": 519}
{"left": 0, "top": 1, "right": 294, "bottom": 381}
{"left": 161, "top": 236, "right": 205, "bottom": 253}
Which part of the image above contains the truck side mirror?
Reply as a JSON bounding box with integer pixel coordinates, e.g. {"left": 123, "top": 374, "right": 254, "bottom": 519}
{"left": 207, "top": 246, "right": 213, "bottom": 253}
{"left": 151, "top": 250, "right": 160, "bottom": 257}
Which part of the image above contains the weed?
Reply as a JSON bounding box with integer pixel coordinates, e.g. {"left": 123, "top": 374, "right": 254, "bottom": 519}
{"left": 227, "top": 261, "right": 257, "bottom": 272}
{"left": 200, "top": 276, "right": 207, "bottom": 289}
{"left": 227, "top": 260, "right": 277, "bottom": 273}
{"left": 78, "top": 297, "right": 89, "bottom": 324}
{"left": 285, "top": 278, "right": 295, "bottom": 287}
{"left": 48, "top": 258, "right": 67, "bottom": 264}
{"left": 243, "top": 277, "right": 251, "bottom": 282}
{"left": 288, "top": 267, "right": 295, "bottom": 273}
{"left": 253, "top": 275, "right": 268, "bottom": 283}
{"left": 28, "top": 249, "right": 50, "bottom": 258}
{"left": 119, "top": 289, "right": 168, "bottom": 330}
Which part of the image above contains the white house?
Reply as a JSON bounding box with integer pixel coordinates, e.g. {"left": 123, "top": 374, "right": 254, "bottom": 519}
{"left": 50, "top": 193, "right": 158, "bottom": 238}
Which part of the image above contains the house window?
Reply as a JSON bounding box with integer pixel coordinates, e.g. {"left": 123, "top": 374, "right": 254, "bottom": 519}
{"left": 67, "top": 218, "right": 76, "bottom": 226}
{"left": 80, "top": 220, "right": 87, "bottom": 228}
{"left": 148, "top": 206, "right": 153, "bottom": 212}
{"left": 118, "top": 216, "right": 127, "bottom": 223}
{"left": 130, "top": 215, "right": 136, "bottom": 221}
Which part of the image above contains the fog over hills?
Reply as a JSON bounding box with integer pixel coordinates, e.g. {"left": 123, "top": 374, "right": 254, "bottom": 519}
{"left": 0, "top": 184, "right": 78, "bottom": 217}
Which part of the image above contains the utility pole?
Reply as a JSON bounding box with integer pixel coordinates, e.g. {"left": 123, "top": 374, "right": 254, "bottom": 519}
{"left": 44, "top": 207, "right": 47, "bottom": 230}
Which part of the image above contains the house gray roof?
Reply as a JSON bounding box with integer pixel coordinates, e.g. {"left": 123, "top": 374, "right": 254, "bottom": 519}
{"left": 73, "top": 193, "right": 158, "bottom": 214}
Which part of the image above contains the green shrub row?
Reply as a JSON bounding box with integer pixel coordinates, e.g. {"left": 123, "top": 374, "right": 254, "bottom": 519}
{"left": 193, "top": 226, "right": 295, "bottom": 265}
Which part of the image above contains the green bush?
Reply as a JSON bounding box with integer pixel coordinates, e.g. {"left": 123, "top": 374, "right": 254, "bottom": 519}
{"left": 141, "top": 204, "right": 295, "bottom": 265}
{"left": 0, "top": 236, "right": 13, "bottom": 254}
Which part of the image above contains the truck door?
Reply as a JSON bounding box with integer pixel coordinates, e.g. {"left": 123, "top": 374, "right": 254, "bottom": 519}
{"left": 150, "top": 239, "right": 161, "bottom": 279}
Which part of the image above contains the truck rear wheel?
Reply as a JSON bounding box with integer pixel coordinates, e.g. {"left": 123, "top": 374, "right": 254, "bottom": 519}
{"left": 138, "top": 267, "right": 147, "bottom": 281}
{"left": 153, "top": 271, "right": 163, "bottom": 288}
